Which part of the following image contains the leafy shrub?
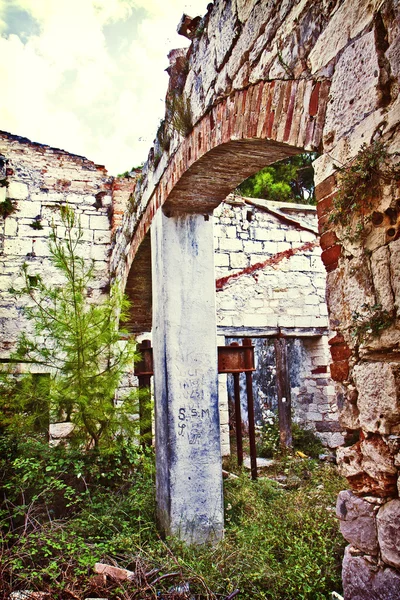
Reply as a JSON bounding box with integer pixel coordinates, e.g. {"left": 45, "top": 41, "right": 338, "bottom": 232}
{"left": 0, "top": 434, "right": 156, "bottom": 595}
{"left": 0, "top": 429, "right": 345, "bottom": 599}
{"left": 257, "top": 414, "right": 324, "bottom": 459}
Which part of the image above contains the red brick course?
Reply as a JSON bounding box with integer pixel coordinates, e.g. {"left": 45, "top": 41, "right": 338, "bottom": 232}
{"left": 330, "top": 360, "right": 349, "bottom": 382}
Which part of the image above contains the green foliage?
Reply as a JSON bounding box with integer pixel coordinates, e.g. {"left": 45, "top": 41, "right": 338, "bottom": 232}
{"left": 0, "top": 197, "right": 16, "bottom": 218}
{"left": 0, "top": 431, "right": 345, "bottom": 599}
{"left": 329, "top": 140, "right": 400, "bottom": 241}
{"left": 237, "top": 153, "right": 318, "bottom": 205}
{"left": 29, "top": 219, "right": 43, "bottom": 230}
{"left": 2, "top": 205, "right": 140, "bottom": 449}
{"left": 156, "top": 118, "right": 171, "bottom": 153}
{"left": 351, "top": 302, "right": 396, "bottom": 344}
{"left": 0, "top": 436, "right": 156, "bottom": 595}
{"left": 257, "top": 414, "right": 324, "bottom": 459}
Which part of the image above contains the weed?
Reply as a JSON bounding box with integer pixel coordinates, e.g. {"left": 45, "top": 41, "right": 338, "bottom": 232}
{"left": 257, "top": 413, "right": 325, "bottom": 459}
{"left": 0, "top": 435, "right": 345, "bottom": 599}
{"left": 29, "top": 219, "right": 43, "bottom": 230}
{"left": 153, "top": 151, "right": 162, "bottom": 169}
{"left": 0, "top": 198, "right": 17, "bottom": 218}
{"left": 166, "top": 93, "right": 193, "bottom": 137}
{"left": 351, "top": 302, "right": 396, "bottom": 344}
{"left": 157, "top": 119, "right": 171, "bottom": 153}
{"left": 329, "top": 141, "right": 400, "bottom": 242}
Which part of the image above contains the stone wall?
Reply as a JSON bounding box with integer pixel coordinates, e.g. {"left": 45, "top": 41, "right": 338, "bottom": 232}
{"left": 0, "top": 131, "right": 113, "bottom": 360}
{"left": 117, "top": 0, "right": 400, "bottom": 589}
{"left": 213, "top": 195, "right": 342, "bottom": 448}
{"left": 214, "top": 196, "right": 326, "bottom": 332}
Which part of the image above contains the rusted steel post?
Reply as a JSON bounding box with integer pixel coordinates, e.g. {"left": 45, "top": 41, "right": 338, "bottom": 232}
{"left": 274, "top": 337, "right": 293, "bottom": 449}
{"left": 137, "top": 339, "right": 153, "bottom": 448}
{"left": 231, "top": 342, "right": 243, "bottom": 467}
{"left": 243, "top": 338, "right": 257, "bottom": 480}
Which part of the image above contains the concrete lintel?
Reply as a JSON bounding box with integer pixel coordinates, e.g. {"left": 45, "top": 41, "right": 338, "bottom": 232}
{"left": 218, "top": 326, "right": 329, "bottom": 338}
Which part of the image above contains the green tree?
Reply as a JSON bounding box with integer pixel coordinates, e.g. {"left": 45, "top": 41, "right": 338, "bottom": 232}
{"left": 2, "top": 205, "right": 140, "bottom": 449}
{"left": 237, "top": 153, "right": 318, "bottom": 204}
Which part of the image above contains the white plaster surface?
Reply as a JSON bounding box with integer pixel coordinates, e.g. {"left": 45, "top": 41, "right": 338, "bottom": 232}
{"left": 151, "top": 209, "right": 224, "bottom": 544}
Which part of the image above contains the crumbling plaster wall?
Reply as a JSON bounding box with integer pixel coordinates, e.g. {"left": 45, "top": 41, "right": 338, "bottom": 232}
{"left": 115, "top": 0, "right": 400, "bottom": 594}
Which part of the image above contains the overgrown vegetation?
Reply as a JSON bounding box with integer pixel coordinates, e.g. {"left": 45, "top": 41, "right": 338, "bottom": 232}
{"left": 257, "top": 412, "right": 325, "bottom": 459}
{"left": 236, "top": 153, "right": 318, "bottom": 205}
{"left": 351, "top": 302, "right": 396, "bottom": 344}
{"left": 0, "top": 197, "right": 17, "bottom": 218}
{"left": 29, "top": 218, "right": 43, "bottom": 230}
{"left": 0, "top": 433, "right": 345, "bottom": 599}
{"left": 156, "top": 119, "right": 171, "bottom": 153}
{"left": 329, "top": 140, "right": 400, "bottom": 241}
{"left": 166, "top": 93, "right": 193, "bottom": 137}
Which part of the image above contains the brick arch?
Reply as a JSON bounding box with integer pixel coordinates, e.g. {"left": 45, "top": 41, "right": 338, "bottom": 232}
{"left": 124, "top": 79, "right": 330, "bottom": 282}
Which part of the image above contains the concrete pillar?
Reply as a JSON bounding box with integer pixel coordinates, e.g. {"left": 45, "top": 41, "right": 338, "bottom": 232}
{"left": 151, "top": 209, "right": 224, "bottom": 544}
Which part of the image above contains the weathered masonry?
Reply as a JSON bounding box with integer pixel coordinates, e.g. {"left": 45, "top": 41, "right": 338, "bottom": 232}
{"left": 213, "top": 196, "right": 341, "bottom": 451}
{"left": 109, "top": 0, "right": 400, "bottom": 597}
{"left": 0, "top": 132, "right": 337, "bottom": 449}
{"left": 1, "top": 0, "right": 400, "bottom": 595}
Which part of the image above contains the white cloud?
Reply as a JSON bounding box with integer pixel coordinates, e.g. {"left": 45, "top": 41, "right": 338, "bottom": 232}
{"left": 0, "top": 0, "right": 208, "bottom": 173}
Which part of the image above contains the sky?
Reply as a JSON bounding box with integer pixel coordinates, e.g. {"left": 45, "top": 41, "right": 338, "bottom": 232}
{"left": 0, "top": 0, "right": 208, "bottom": 174}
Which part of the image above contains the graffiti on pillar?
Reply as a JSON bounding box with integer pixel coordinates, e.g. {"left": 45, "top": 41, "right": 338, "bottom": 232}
{"left": 177, "top": 405, "right": 211, "bottom": 444}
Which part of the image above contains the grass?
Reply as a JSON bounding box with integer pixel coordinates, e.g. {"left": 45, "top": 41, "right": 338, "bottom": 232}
{"left": 0, "top": 434, "right": 346, "bottom": 599}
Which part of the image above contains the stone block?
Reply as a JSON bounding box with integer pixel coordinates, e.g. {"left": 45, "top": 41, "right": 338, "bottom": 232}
{"left": 94, "top": 230, "right": 111, "bottom": 244}
{"left": 262, "top": 241, "right": 278, "bottom": 255}
{"left": 339, "top": 400, "right": 360, "bottom": 431}
{"left": 214, "top": 253, "right": 229, "bottom": 267}
{"left": 323, "top": 432, "right": 345, "bottom": 448}
{"left": 377, "top": 500, "right": 400, "bottom": 569}
{"left": 16, "top": 200, "right": 42, "bottom": 219}
{"left": 230, "top": 253, "right": 248, "bottom": 269}
{"left": 300, "top": 230, "right": 316, "bottom": 243}
{"left": 390, "top": 238, "right": 400, "bottom": 316}
{"left": 252, "top": 227, "right": 270, "bottom": 241}
{"left": 3, "top": 238, "right": 33, "bottom": 256}
{"left": 268, "top": 229, "right": 286, "bottom": 241}
{"left": 4, "top": 218, "right": 18, "bottom": 236}
{"left": 309, "top": 0, "right": 381, "bottom": 73}
{"left": 90, "top": 215, "right": 110, "bottom": 230}
{"left": 94, "top": 563, "right": 134, "bottom": 581}
{"left": 361, "top": 435, "right": 396, "bottom": 481}
{"left": 7, "top": 181, "right": 29, "bottom": 200}
{"left": 224, "top": 225, "right": 237, "bottom": 238}
{"left": 219, "top": 238, "right": 243, "bottom": 252}
{"left": 18, "top": 224, "right": 51, "bottom": 238}
{"left": 337, "top": 439, "right": 397, "bottom": 497}
{"left": 336, "top": 490, "right": 378, "bottom": 554}
{"left": 285, "top": 230, "right": 301, "bottom": 243}
{"left": 290, "top": 256, "right": 310, "bottom": 271}
{"left": 353, "top": 362, "right": 400, "bottom": 434}
{"left": 342, "top": 545, "right": 400, "bottom": 600}
{"left": 49, "top": 422, "right": 74, "bottom": 445}
{"left": 323, "top": 31, "right": 380, "bottom": 148}
{"left": 371, "top": 245, "right": 395, "bottom": 313}
{"left": 326, "top": 257, "right": 376, "bottom": 329}
{"left": 243, "top": 240, "right": 263, "bottom": 253}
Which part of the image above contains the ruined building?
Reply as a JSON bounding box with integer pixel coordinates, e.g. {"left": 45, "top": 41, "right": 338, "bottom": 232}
{"left": 1, "top": 0, "right": 400, "bottom": 597}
